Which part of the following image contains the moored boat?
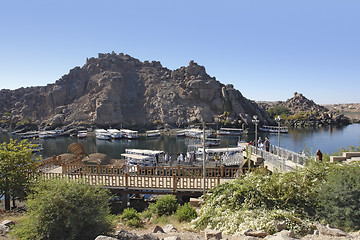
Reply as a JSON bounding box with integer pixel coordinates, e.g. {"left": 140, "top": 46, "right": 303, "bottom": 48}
{"left": 259, "top": 125, "right": 288, "bottom": 133}
{"left": 121, "top": 129, "right": 139, "bottom": 139}
{"left": 107, "top": 129, "right": 123, "bottom": 139}
{"left": 95, "top": 129, "right": 112, "bottom": 140}
{"left": 77, "top": 130, "right": 87, "bottom": 138}
{"left": 122, "top": 149, "right": 164, "bottom": 167}
{"left": 146, "top": 130, "right": 161, "bottom": 137}
{"left": 216, "top": 128, "right": 243, "bottom": 136}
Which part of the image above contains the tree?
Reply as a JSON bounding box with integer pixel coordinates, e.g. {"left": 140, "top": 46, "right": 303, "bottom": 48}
{"left": 317, "top": 163, "right": 360, "bottom": 231}
{"left": 0, "top": 139, "right": 40, "bottom": 210}
{"left": 12, "top": 179, "right": 113, "bottom": 240}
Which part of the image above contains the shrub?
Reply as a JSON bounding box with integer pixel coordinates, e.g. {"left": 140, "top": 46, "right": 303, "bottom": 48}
{"left": 267, "top": 106, "right": 290, "bottom": 119}
{"left": 192, "top": 162, "right": 330, "bottom": 235}
{"left": 121, "top": 208, "right": 142, "bottom": 228}
{"left": 316, "top": 163, "right": 360, "bottom": 231}
{"left": 176, "top": 203, "right": 197, "bottom": 222}
{"left": 141, "top": 209, "right": 153, "bottom": 220}
{"left": 11, "top": 179, "right": 112, "bottom": 240}
{"left": 149, "top": 195, "right": 178, "bottom": 216}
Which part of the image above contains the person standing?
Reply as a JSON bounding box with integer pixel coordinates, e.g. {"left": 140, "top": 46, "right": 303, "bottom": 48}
{"left": 265, "top": 138, "right": 270, "bottom": 152}
{"left": 316, "top": 149, "right": 323, "bottom": 161}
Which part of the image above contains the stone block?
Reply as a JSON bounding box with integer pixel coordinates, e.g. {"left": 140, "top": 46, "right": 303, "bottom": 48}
{"left": 205, "top": 228, "right": 222, "bottom": 240}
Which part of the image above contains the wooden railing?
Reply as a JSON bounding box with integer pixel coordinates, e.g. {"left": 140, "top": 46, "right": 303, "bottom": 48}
{"left": 39, "top": 172, "right": 221, "bottom": 191}
{"left": 59, "top": 163, "right": 244, "bottom": 178}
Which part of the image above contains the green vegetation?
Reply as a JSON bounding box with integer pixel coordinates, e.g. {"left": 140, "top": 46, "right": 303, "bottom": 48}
{"left": 175, "top": 203, "right": 198, "bottom": 222}
{"left": 12, "top": 179, "right": 113, "bottom": 240}
{"left": 16, "top": 117, "right": 33, "bottom": 126}
{"left": 0, "top": 139, "right": 40, "bottom": 210}
{"left": 267, "top": 106, "right": 290, "bottom": 119}
{"left": 149, "top": 195, "right": 179, "bottom": 216}
{"left": 316, "top": 163, "right": 360, "bottom": 231}
{"left": 121, "top": 208, "right": 142, "bottom": 228}
{"left": 285, "top": 111, "right": 308, "bottom": 121}
{"left": 192, "top": 159, "right": 360, "bottom": 235}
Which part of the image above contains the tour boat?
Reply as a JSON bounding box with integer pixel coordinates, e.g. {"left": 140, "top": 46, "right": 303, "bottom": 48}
{"left": 77, "top": 130, "right": 87, "bottom": 138}
{"left": 259, "top": 125, "right": 288, "bottom": 133}
{"left": 146, "top": 130, "right": 161, "bottom": 137}
{"left": 95, "top": 129, "right": 112, "bottom": 140}
{"left": 216, "top": 128, "right": 243, "bottom": 136}
{"left": 184, "top": 128, "right": 212, "bottom": 139}
{"left": 107, "top": 129, "right": 123, "bottom": 139}
{"left": 122, "top": 149, "right": 164, "bottom": 167}
{"left": 121, "top": 129, "right": 139, "bottom": 139}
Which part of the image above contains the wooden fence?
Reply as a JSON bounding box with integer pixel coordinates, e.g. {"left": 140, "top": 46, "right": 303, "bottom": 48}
{"left": 39, "top": 172, "right": 221, "bottom": 191}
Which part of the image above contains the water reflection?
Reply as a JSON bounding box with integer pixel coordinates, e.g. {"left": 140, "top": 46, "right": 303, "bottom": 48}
{"left": 0, "top": 124, "right": 359, "bottom": 157}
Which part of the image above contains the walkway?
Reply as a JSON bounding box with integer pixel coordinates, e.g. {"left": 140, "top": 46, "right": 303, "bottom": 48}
{"left": 239, "top": 142, "right": 305, "bottom": 172}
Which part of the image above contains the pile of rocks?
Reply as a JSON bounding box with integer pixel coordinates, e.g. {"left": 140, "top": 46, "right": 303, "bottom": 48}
{"left": 93, "top": 223, "right": 355, "bottom": 240}
{"left": 260, "top": 92, "right": 351, "bottom": 128}
{"left": 1, "top": 219, "right": 357, "bottom": 240}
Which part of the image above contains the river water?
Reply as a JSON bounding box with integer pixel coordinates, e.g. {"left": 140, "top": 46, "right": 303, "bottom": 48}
{"left": 1, "top": 124, "right": 359, "bottom": 159}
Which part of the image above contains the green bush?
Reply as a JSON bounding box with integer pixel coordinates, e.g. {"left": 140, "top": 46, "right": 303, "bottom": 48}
{"left": 11, "top": 179, "right": 112, "bottom": 240}
{"left": 141, "top": 209, "right": 153, "bottom": 220}
{"left": 192, "top": 162, "right": 330, "bottom": 235}
{"left": 267, "top": 106, "right": 290, "bottom": 119}
{"left": 316, "top": 163, "right": 360, "bottom": 231}
{"left": 176, "top": 203, "right": 197, "bottom": 222}
{"left": 149, "top": 195, "right": 179, "bottom": 216}
{"left": 121, "top": 208, "right": 142, "bottom": 228}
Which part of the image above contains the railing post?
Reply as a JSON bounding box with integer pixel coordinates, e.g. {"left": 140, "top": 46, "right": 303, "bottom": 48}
{"left": 217, "top": 175, "right": 220, "bottom": 186}
{"left": 178, "top": 165, "right": 181, "bottom": 176}
{"left": 137, "top": 164, "right": 140, "bottom": 175}
{"left": 52, "top": 155, "right": 56, "bottom": 165}
{"left": 125, "top": 173, "right": 129, "bottom": 189}
{"left": 97, "top": 163, "right": 101, "bottom": 174}
{"left": 220, "top": 165, "right": 224, "bottom": 177}
{"left": 173, "top": 175, "right": 177, "bottom": 193}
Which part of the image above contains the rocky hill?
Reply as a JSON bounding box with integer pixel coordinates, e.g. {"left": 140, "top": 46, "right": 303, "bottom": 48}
{"left": 0, "top": 52, "right": 274, "bottom": 130}
{"left": 258, "top": 92, "right": 350, "bottom": 127}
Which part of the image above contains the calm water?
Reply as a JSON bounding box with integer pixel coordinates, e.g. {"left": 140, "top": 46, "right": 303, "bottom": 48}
{"left": 1, "top": 124, "right": 359, "bottom": 158}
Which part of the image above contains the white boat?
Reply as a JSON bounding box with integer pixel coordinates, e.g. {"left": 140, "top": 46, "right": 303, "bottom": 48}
{"left": 20, "top": 131, "right": 39, "bottom": 139}
{"left": 95, "top": 129, "right": 112, "bottom": 140}
{"left": 204, "top": 138, "right": 221, "bottom": 147}
{"left": 176, "top": 130, "right": 186, "bottom": 137}
{"left": 107, "top": 129, "right": 123, "bottom": 139}
{"left": 146, "top": 130, "right": 161, "bottom": 137}
{"left": 216, "top": 128, "right": 243, "bottom": 136}
{"left": 122, "top": 149, "right": 164, "bottom": 167}
{"left": 77, "top": 130, "right": 87, "bottom": 138}
{"left": 38, "top": 131, "right": 57, "bottom": 139}
{"left": 259, "top": 125, "right": 288, "bottom": 133}
{"left": 121, "top": 129, "right": 139, "bottom": 139}
{"left": 184, "top": 128, "right": 212, "bottom": 139}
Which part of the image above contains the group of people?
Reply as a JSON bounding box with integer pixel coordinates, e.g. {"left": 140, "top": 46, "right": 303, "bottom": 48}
{"left": 249, "top": 137, "right": 271, "bottom": 152}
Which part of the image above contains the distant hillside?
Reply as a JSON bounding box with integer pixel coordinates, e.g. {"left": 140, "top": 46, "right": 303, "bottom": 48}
{"left": 0, "top": 52, "right": 274, "bottom": 130}
{"left": 324, "top": 103, "right": 360, "bottom": 122}
{"left": 258, "top": 92, "right": 351, "bottom": 127}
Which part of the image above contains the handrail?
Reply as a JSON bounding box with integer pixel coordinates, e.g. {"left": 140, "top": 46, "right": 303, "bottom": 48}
{"left": 39, "top": 172, "right": 222, "bottom": 191}
{"left": 246, "top": 144, "right": 305, "bottom": 171}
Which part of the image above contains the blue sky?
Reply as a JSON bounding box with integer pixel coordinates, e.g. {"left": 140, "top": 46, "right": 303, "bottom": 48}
{"left": 0, "top": 0, "right": 359, "bottom": 104}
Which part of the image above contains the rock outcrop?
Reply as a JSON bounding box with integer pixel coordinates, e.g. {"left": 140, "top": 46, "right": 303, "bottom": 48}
{"left": 259, "top": 92, "right": 350, "bottom": 128}
{"left": 0, "top": 52, "right": 273, "bottom": 129}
